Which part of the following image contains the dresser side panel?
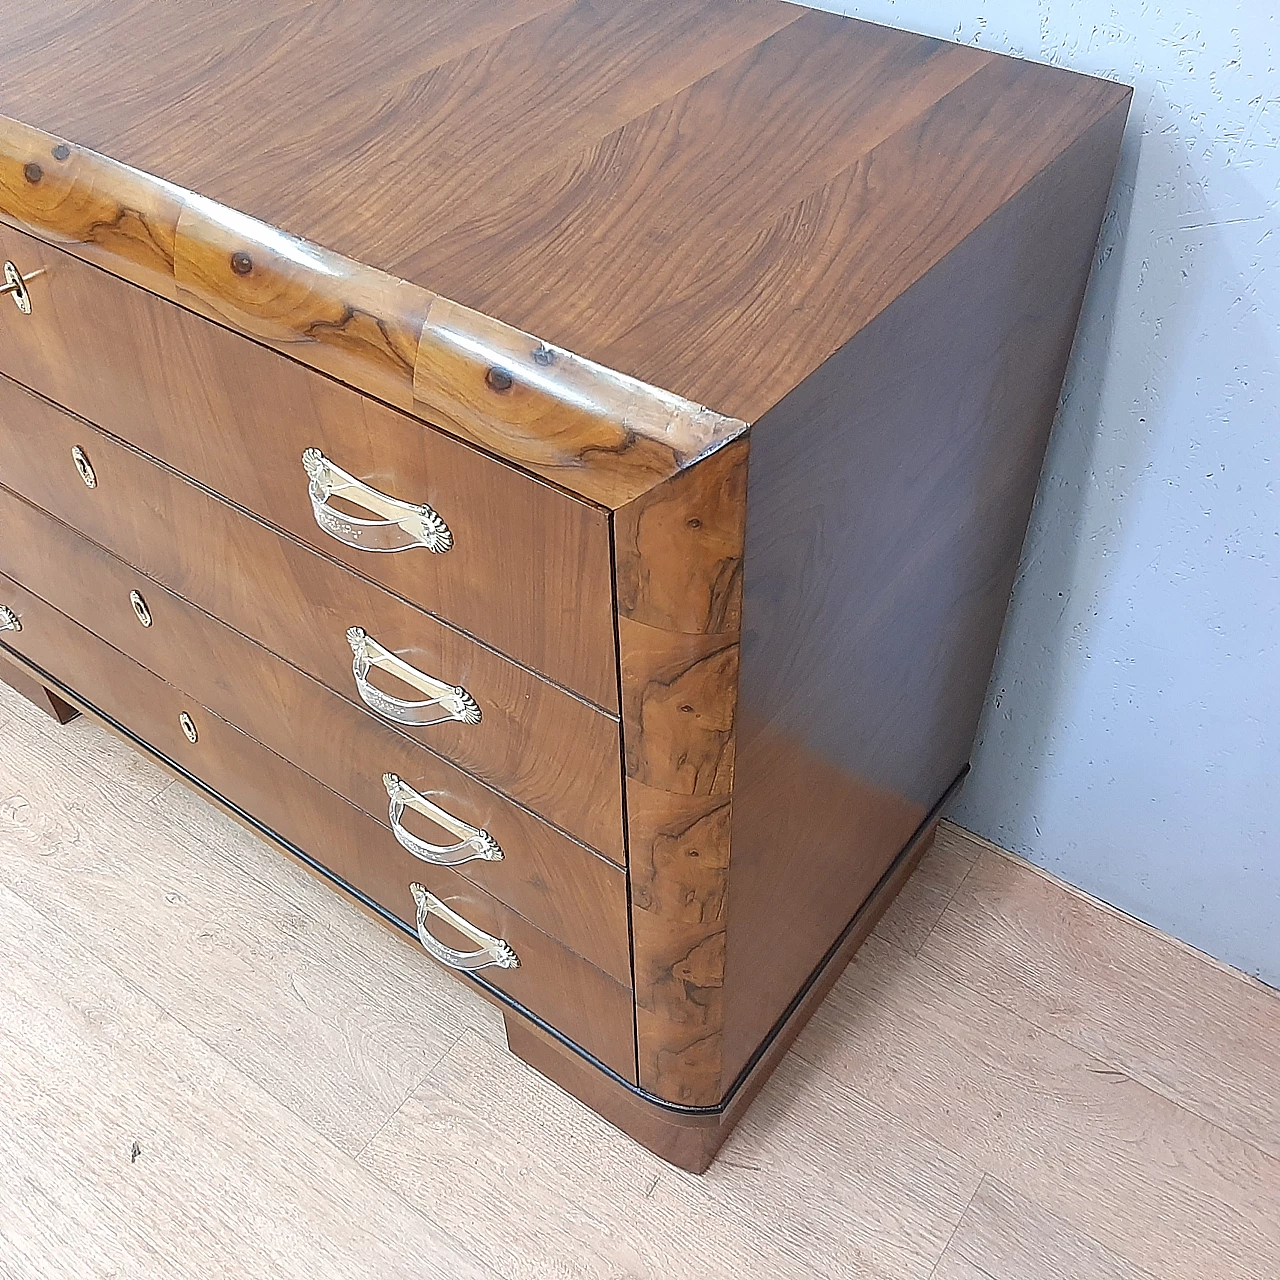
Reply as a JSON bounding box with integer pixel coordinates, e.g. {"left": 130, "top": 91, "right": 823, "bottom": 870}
{"left": 721, "top": 97, "right": 1131, "bottom": 1082}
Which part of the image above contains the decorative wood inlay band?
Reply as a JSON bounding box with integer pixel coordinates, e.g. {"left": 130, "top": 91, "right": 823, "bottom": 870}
{"left": 616, "top": 437, "right": 749, "bottom": 1105}
{"left": 0, "top": 114, "right": 745, "bottom": 510}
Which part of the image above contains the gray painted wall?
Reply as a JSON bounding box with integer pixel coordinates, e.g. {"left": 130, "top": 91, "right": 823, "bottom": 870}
{"left": 791, "top": 1, "right": 1279, "bottom": 982}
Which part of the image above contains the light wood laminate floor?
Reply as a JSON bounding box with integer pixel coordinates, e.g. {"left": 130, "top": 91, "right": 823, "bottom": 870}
{"left": 1, "top": 677, "right": 1277, "bottom": 1280}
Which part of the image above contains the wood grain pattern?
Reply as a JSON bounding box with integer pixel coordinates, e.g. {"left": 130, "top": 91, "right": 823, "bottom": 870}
{"left": 801, "top": 933, "right": 1280, "bottom": 1280}
{"left": 0, "top": 485, "right": 630, "bottom": 984}
{"left": 623, "top": 78, "right": 1129, "bottom": 1110}
{"left": 719, "top": 93, "right": 1133, "bottom": 1089}
{"left": 0, "top": 652, "right": 77, "bottom": 723}
{"left": 0, "top": 220, "right": 618, "bottom": 709}
{"left": 0, "top": 112, "right": 184, "bottom": 298}
{"left": 0, "top": 375, "right": 624, "bottom": 859}
{"left": 0, "top": 3, "right": 1128, "bottom": 429}
{"left": 7, "top": 688, "right": 1278, "bottom": 1277}
{"left": 0, "top": 575, "right": 636, "bottom": 1080}
{"left": 617, "top": 439, "right": 747, "bottom": 1105}
{"left": 0, "top": 112, "right": 744, "bottom": 510}
{"left": 925, "top": 849, "right": 1280, "bottom": 1164}
{"left": 0, "top": 0, "right": 1140, "bottom": 1167}
{"left": 0, "top": 885, "right": 501, "bottom": 1280}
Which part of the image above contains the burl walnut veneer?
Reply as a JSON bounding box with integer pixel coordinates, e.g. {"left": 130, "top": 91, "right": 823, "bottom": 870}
{"left": 0, "top": 0, "right": 1129, "bottom": 1171}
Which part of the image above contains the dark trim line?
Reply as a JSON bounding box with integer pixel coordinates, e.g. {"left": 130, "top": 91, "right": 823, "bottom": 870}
{"left": 2, "top": 640, "right": 966, "bottom": 1118}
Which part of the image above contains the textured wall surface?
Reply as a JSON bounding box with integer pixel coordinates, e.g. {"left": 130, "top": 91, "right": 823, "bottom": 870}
{"left": 795, "top": 1, "right": 1279, "bottom": 983}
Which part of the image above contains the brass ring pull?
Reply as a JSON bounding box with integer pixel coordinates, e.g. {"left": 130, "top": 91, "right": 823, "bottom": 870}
{"left": 346, "top": 627, "right": 480, "bottom": 727}
{"left": 302, "top": 449, "right": 452, "bottom": 554}
{"left": 383, "top": 773, "right": 503, "bottom": 866}
{"left": 1, "top": 261, "right": 44, "bottom": 314}
{"left": 410, "top": 883, "right": 519, "bottom": 971}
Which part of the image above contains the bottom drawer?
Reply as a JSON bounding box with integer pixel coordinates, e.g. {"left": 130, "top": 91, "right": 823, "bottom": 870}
{"left": 0, "top": 572, "right": 636, "bottom": 1081}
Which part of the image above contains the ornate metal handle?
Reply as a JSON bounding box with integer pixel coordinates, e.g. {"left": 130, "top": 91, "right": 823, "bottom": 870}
{"left": 302, "top": 449, "right": 452, "bottom": 553}
{"left": 1, "top": 261, "right": 43, "bottom": 315}
{"left": 383, "top": 773, "right": 503, "bottom": 865}
{"left": 410, "top": 883, "right": 519, "bottom": 971}
{"left": 346, "top": 627, "right": 481, "bottom": 727}
{"left": 0, "top": 604, "right": 21, "bottom": 632}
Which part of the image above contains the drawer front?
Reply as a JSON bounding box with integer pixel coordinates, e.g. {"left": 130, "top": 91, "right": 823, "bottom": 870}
{"left": 0, "top": 222, "right": 616, "bottom": 711}
{"left": 0, "top": 373, "right": 624, "bottom": 861}
{"left": 0, "top": 483, "right": 629, "bottom": 984}
{"left": 0, "top": 573, "right": 636, "bottom": 1081}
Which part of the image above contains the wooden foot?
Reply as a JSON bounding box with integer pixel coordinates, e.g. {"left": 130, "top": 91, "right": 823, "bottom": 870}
{"left": 506, "top": 818, "right": 942, "bottom": 1173}
{"left": 0, "top": 655, "right": 79, "bottom": 723}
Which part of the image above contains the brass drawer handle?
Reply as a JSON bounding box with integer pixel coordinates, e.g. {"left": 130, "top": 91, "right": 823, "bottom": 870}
{"left": 129, "top": 590, "right": 153, "bottom": 628}
{"left": 384, "top": 773, "right": 503, "bottom": 865}
{"left": 346, "top": 627, "right": 481, "bottom": 727}
{"left": 0, "top": 604, "right": 21, "bottom": 632}
{"left": 1, "top": 261, "right": 43, "bottom": 315}
{"left": 71, "top": 445, "right": 97, "bottom": 488}
{"left": 302, "top": 449, "right": 452, "bottom": 554}
{"left": 410, "top": 883, "right": 519, "bottom": 971}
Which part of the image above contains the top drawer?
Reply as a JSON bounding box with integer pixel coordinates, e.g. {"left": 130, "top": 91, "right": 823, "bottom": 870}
{"left": 0, "top": 222, "right": 616, "bottom": 712}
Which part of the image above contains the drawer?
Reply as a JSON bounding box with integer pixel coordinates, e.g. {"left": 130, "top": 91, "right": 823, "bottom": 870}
{"left": 0, "top": 372, "right": 624, "bottom": 861}
{"left": 0, "top": 572, "right": 636, "bottom": 1082}
{"left": 0, "top": 222, "right": 616, "bottom": 711}
{"left": 0, "top": 483, "right": 629, "bottom": 984}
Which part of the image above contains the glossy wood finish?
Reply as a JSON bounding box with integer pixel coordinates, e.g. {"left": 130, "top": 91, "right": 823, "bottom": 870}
{"left": 0, "top": 375, "right": 623, "bottom": 860}
{"left": 617, "top": 439, "right": 748, "bottom": 1105}
{"left": 0, "top": 653, "right": 77, "bottom": 723}
{"left": 0, "top": 573, "right": 636, "bottom": 1080}
{"left": 0, "top": 486, "right": 629, "bottom": 984}
{"left": 0, "top": 3, "right": 1112, "bottom": 427}
{"left": 719, "top": 96, "right": 1131, "bottom": 1089}
{"left": 622, "top": 86, "right": 1132, "bottom": 1104}
{"left": 0, "top": 0, "right": 1136, "bottom": 1171}
{"left": 0, "top": 113, "right": 742, "bottom": 511}
{"left": 507, "top": 817, "right": 942, "bottom": 1171}
{"left": 0, "top": 220, "right": 617, "bottom": 710}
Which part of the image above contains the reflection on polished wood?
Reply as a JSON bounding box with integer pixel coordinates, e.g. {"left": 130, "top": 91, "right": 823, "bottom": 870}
{"left": 0, "top": 376, "right": 624, "bottom": 861}
{"left": 0, "top": 486, "right": 630, "bottom": 984}
{"left": 0, "top": 0, "right": 1134, "bottom": 1170}
{"left": 0, "top": 576, "right": 636, "bottom": 1081}
{"left": 0, "top": 112, "right": 743, "bottom": 510}
{"left": 0, "top": 220, "right": 619, "bottom": 709}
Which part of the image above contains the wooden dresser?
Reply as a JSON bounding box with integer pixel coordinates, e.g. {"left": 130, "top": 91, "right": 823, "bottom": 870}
{"left": 0, "top": 1, "right": 1129, "bottom": 1172}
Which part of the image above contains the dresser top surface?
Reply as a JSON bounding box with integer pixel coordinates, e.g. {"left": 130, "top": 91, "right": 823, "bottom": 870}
{"left": 0, "top": 0, "right": 1127, "bottom": 423}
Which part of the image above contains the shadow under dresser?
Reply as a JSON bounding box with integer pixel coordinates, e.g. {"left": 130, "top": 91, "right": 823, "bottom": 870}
{"left": 0, "top": 0, "right": 1130, "bottom": 1172}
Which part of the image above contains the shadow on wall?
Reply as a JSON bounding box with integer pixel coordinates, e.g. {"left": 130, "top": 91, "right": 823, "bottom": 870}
{"left": 955, "top": 108, "right": 1151, "bottom": 824}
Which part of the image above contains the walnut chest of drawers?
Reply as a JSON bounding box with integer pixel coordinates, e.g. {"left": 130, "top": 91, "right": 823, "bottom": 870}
{"left": 0, "top": 0, "right": 1129, "bottom": 1171}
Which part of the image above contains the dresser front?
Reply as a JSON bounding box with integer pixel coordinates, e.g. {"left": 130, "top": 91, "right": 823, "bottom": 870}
{"left": 0, "top": 224, "right": 637, "bottom": 1081}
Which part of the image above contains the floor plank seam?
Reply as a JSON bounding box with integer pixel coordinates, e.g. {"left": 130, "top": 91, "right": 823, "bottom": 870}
{"left": 911, "top": 843, "right": 983, "bottom": 958}
{"left": 945, "top": 824, "right": 1280, "bottom": 999}
{"left": 910, "top": 951, "right": 1280, "bottom": 1170}
{"left": 352, "top": 1027, "right": 470, "bottom": 1164}
{"left": 925, "top": 1171, "right": 987, "bottom": 1280}
{"left": 0, "top": 873, "right": 508, "bottom": 1280}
